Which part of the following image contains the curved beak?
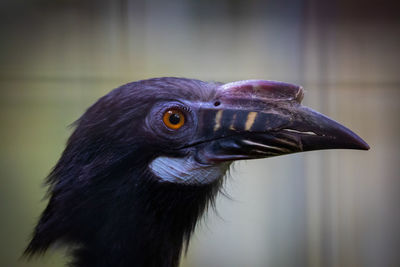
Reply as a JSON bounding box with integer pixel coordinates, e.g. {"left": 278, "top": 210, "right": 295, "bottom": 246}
{"left": 191, "top": 80, "right": 369, "bottom": 163}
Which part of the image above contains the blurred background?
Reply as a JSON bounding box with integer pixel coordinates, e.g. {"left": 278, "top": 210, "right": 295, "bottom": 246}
{"left": 0, "top": 0, "right": 399, "bottom": 266}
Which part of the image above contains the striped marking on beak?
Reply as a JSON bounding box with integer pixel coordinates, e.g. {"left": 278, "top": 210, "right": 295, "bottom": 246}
{"left": 229, "top": 114, "right": 237, "bottom": 130}
{"left": 245, "top": 112, "right": 258, "bottom": 131}
{"left": 242, "top": 140, "right": 292, "bottom": 153}
{"left": 213, "top": 110, "right": 223, "bottom": 131}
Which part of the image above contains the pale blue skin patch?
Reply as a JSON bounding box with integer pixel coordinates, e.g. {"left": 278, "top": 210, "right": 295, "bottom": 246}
{"left": 149, "top": 156, "right": 231, "bottom": 185}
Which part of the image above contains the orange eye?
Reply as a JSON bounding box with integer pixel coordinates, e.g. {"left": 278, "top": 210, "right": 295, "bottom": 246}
{"left": 163, "top": 109, "right": 185, "bottom": 130}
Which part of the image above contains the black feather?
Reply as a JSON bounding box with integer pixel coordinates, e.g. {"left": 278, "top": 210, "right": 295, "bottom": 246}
{"left": 25, "top": 78, "right": 223, "bottom": 267}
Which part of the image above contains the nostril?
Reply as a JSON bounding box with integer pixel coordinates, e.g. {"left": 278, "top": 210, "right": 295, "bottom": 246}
{"left": 214, "top": 101, "right": 221, "bottom": 107}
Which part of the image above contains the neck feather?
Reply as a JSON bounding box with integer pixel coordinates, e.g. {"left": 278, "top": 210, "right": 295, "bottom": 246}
{"left": 27, "top": 171, "right": 223, "bottom": 267}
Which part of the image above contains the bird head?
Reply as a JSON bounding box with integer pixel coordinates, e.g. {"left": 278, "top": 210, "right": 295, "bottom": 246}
{"left": 111, "top": 77, "right": 368, "bottom": 185}
{"left": 63, "top": 77, "right": 368, "bottom": 187}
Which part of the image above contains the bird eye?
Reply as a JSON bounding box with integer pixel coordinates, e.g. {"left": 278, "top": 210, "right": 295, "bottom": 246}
{"left": 163, "top": 108, "right": 185, "bottom": 130}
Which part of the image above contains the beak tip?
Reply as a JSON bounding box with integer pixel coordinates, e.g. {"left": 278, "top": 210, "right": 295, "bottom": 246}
{"left": 357, "top": 139, "right": 370, "bottom": 151}
{"left": 339, "top": 134, "right": 370, "bottom": 151}
{"left": 342, "top": 128, "right": 370, "bottom": 151}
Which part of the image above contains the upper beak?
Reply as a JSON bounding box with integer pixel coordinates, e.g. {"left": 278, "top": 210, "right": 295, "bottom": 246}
{"left": 192, "top": 80, "right": 369, "bottom": 163}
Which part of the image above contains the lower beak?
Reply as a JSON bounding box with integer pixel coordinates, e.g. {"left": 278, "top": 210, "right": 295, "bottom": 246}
{"left": 193, "top": 80, "right": 369, "bottom": 163}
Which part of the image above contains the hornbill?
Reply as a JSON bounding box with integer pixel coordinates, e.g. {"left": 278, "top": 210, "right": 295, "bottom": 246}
{"left": 25, "top": 77, "right": 369, "bottom": 267}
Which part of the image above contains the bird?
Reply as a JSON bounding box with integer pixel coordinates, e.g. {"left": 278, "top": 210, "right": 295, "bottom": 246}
{"left": 25, "top": 77, "right": 369, "bottom": 267}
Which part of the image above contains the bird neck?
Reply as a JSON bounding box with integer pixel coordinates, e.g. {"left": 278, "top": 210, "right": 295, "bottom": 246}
{"left": 70, "top": 175, "right": 222, "bottom": 267}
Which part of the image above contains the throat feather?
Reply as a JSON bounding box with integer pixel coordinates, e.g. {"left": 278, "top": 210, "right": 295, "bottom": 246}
{"left": 149, "top": 156, "right": 230, "bottom": 184}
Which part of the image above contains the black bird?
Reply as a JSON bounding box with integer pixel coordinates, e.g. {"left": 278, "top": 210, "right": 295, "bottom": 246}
{"left": 25, "top": 77, "right": 369, "bottom": 267}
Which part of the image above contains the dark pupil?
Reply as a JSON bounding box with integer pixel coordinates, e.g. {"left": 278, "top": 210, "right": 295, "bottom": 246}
{"left": 169, "top": 113, "right": 181, "bottom": 125}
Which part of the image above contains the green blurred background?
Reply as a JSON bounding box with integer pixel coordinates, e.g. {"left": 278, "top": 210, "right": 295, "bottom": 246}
{"left": 1, "top": 0, "right": 399, "bottom": 266}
